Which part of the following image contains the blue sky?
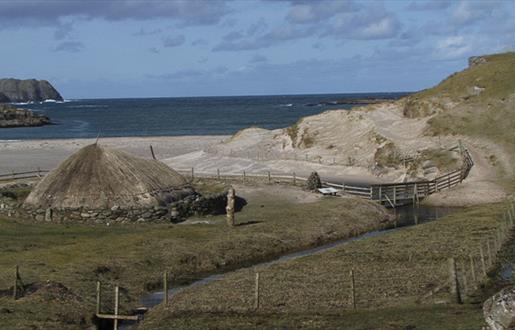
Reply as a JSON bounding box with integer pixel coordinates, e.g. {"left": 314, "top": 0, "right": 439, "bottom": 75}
{"left": 0, "top": 0, "right": 514, "bottom": 99}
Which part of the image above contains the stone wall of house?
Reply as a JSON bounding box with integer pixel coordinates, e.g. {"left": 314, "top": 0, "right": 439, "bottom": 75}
{"left": 0, "top": 189, "right": 240, "bottom": 224}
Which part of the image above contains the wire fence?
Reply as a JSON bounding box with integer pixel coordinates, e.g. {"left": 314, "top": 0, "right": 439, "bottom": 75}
{"left": 0, "top": 201, "right": 513, "bottom": 327}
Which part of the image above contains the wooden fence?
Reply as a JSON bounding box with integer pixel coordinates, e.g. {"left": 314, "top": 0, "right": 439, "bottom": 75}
{"left": 0, "top": 145, "right": 474, "bottom": 208}
{"left": 0, "top": 169, "right": 49, "bottom": 182}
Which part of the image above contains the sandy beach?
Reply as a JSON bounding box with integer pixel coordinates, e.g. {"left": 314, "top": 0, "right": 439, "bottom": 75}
{"left": 0, "top": 136, "right": 228, "bottom": 173}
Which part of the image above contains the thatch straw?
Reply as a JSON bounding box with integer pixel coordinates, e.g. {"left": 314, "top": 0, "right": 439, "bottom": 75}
{"left": 24, "top": 144, "right": 189, "bottom": 209}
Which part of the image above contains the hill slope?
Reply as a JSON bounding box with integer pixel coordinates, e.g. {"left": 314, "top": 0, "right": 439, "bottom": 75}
{"left": 164, "top": 52, "right": 515, "bottom": 204}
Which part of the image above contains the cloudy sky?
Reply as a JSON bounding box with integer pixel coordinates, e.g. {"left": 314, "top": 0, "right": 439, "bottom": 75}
{"left": 1, "top": 0, "right": 514, "bottom": 99}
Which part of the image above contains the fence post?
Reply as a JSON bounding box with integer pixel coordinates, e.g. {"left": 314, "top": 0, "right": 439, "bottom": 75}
{"left": 393, "top": 186, "right": 397, "bottom": 205}
{"left": 191, "top": 167, "right": 194, "bottom": 180}
{"left": 480, "top": 246, "right": 487, "bottom": 277}
{"left": 96, "top": 281, "right": 101, "bottom": 315}
{"left": 267, "top": 171, "right": 271, "bottom": 184}
{"left": 243, "top": 170, "right": 246, "bottom": 183}
{"left": 461, "top": 264, "right": 468, "bottom": 297}
{"left": 163, "top": 271, "right": 169, "bottom": 305}
{"left": 469, "top": 255, "right": 476, "bottom": 285}
{"left": 350, "top": 269, "right": 356, "bottom": 310}
{"left": 114, "top": 286, "right": 120, "bottom": 330}
{"left": 448, "top": 258, "right": 462, "bottom": 304}
{"left": 254, "top": 272, "right": 260, "bottom": 311}
{"left": 217, "top": 169, "right": 220, "bottom": 180}
{"left": 13, "top": 265, "right": 19, "bottom": 300}
{"left": 486, "top": 240, "right": 493, "bottom": 266}
{"left": 293, "top": 172, "right": 296, "bottom": 185}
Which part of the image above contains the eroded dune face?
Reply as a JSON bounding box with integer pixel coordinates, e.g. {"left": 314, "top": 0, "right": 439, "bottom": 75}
{"left": 196, "top": 100, "right": 459, "bottom": 182}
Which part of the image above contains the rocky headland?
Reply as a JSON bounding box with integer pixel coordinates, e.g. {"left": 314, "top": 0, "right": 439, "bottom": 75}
{"left": 0, "top": 78, "right": 63, "bottom": 103}
{"left": 0, "top": 103, "right": 50, "bottom": 128}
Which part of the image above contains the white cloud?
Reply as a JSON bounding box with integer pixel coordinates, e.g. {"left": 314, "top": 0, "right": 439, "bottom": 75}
{"left": 433, "top": 36, "right": 471, "bottom": 60}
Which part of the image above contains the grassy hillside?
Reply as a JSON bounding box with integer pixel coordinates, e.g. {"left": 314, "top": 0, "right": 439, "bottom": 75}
{"left": 417, "top": 52, "right": 515, "bottom": 146}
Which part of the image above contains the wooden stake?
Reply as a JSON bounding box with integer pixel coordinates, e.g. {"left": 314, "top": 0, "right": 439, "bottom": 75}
{"left": 13, "top": 265, "right": 19, "bottom": 300}
{"left": 114, "top": 286, "right": 120, "bottom": 330}
{"left": 480, "top": 246, "right": 487, "bottom": 277}
{"left": 350, "top": 269, "right": 356, "bottom": 310}
{"left": 486, "top": 240, "right": 493, "bottom": 266}
{"left": 254, "top": 272, "right": 260, "bottom": 311}
{"left": 267, "top": 171, "right": 271, "bottom": 184}
{"left": 243, "top": 170, "right": 246, "bottom": 183}
{"left": 163, "top": 272, "right": 169, "bottom": 305}
{"left": 293, "top": 172, "right": 296, "bottom": 185}
{"left": 191, "top": 167, "right": 194, "bottom": 180}
{"left": 469, "top": 255, "right": 476, "bottom": 285}
{"left": 448, "top": 258, "right": 462, "bottom": 304}
{"left": 96, "top": 281, "right": 101, "bottom": 315}
{"left": 461, "top": 265, "right": 468, "bottom": 297}
{"left": 150, "top": 145, "right": 156, "bottom": 160}
{"left": 217, "top": 169, "right": 220, "bottom": 180}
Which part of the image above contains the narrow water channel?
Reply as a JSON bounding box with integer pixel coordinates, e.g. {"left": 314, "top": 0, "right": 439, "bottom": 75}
{"left": 119, "top": 205, "right": 458, "bottom": 328}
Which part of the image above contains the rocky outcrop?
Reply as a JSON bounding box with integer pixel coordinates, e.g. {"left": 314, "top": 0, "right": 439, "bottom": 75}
{"left": 483, "top": 286, "right": 515, "bottom": 330}
{"left": 0, "top": 104, "right": 50, "bottom": 128}
{"left": 0, "top": 78, "right": 63, "bottom": 103}
{"left": 469, "top": 56, "right": 487, "bottom": 68}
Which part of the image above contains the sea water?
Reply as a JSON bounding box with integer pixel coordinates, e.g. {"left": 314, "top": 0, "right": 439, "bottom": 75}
{"left": 0, "top": 93, "right": 408, "bottom": 140}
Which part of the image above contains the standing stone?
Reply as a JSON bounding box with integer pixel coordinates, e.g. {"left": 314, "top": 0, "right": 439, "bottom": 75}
{"left": 44, "top": 208, "right": 53, "bottom": 222}
{"left": 226, "top": 187, "right": 235, "bottom": 227}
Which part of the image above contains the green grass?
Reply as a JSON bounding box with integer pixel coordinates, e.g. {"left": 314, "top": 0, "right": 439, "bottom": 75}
{"left": 140, "top": 202, "right": 512, "bottom": 328}
{"left": 0, "top": 187, "right": 389, "bottom": 329}
{"left": 140, "top": 305, "right": 484, "bottom": 330}
{"left": 418, "top": 52, "right": 515, "bottom": 101}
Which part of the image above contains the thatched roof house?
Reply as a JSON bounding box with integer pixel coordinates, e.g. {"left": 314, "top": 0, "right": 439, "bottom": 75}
{"left": 24, "top": 144, "right": 189, "bottom": 210}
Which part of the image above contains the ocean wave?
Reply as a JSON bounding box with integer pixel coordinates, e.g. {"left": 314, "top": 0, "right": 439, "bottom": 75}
{"left": 10, "top": 101, "right": 34, "bottom": 105}
{"left": 279, "top": 103, "right": 293, "bottom": 107}
{"left": 66, "top": 105, "right": 108, "bottom": 108}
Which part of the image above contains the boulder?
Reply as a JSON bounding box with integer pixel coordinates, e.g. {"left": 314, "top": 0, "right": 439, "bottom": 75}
{"left": 483, "top": 286, "right": 515, "bottom": 330}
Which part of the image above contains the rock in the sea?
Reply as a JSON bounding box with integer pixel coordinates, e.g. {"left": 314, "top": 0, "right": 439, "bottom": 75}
{"left": 0, "top": 104, "right": 50, "bottom": 128}
{"left": 483, "top": 286, "right": 515, "bottom": 330}
{"left": 0, "top": 78, "right": 63, "bottom": 103}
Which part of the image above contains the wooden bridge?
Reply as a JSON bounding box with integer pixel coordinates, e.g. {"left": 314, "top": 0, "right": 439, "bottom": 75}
{"left": 323, "top": 145, "right": 474, "bottom": 207}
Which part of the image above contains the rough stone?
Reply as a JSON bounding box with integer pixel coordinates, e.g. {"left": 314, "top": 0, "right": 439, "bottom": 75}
{"left": 484, "top": 286, "right": 515, "bottom": 330}
{"left": 44, "top": 208, "right": 53, "bottom": 222}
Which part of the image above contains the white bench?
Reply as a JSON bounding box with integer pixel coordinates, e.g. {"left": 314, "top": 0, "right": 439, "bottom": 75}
{"left": 318, "top": 187, "right": 339, "bottom": 196}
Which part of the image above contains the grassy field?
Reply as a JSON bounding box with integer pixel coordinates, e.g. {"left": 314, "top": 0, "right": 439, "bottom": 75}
{"left": 140, "top": 202, "right": 513, "bottom": 329}
{"left": 141, "top": 305, "right": 484, "bottom": 330}
{"left": 0, "top": 184, "right": 389, "bottom": 329}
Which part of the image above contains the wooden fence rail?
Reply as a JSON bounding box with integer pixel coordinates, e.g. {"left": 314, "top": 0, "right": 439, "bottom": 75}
{"left": 0, "top": 169, "right": 50, "bottom": 182}
{"left": 0, "top": 145, "right": 473, "bottom": 208}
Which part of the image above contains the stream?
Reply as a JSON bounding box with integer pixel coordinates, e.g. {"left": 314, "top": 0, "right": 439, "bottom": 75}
{"left": 120, "top": 205, "right": 458, "bottom": 328}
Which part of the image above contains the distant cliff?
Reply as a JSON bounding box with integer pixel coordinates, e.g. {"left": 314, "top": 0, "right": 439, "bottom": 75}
{"left": 0, "top": 79, "right": 63, "bottom": 103}
{"left": 0, "top": 104, "right": 50, "bottom": 128}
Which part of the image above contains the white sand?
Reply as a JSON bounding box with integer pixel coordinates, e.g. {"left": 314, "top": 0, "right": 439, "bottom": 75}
{"left": 0, "top": 136, "right": 228, "bottom": 173}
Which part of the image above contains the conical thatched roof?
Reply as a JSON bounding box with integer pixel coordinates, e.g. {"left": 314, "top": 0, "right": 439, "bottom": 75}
{"left": 24, "top": 144, "right": 189, "bottom": 209}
